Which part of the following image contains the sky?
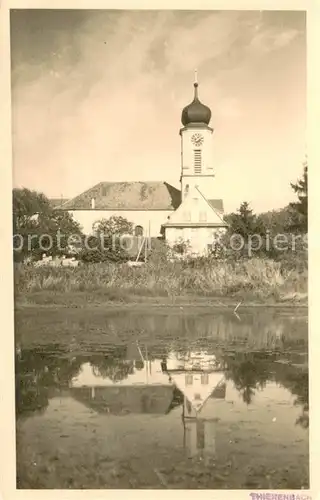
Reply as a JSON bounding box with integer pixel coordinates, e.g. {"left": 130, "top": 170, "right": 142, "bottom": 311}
{"left": 10, "top": 9, "right": 306, "bottom": 213}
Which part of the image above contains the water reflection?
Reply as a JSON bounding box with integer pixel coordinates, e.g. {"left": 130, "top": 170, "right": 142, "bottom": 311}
{"left": 224, "top": 353, "right": 270, "bottom": 405}
{"left": 15, "top": 309, "right": 309, "bottom": 489}
{"left": 16, "top": 340, "right": 309, "bottom": 432}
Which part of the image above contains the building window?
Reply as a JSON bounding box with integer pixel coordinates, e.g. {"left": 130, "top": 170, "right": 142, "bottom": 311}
{"left": 101, "top": 186, "right": 107, "bottom": 197}
{"left": 201, "top": 373, "right": 209, "bottom": 385}
{"left": 194, "top": 149, "right": 202, "bottom": 174}
{"left": 135, "top": 225, "right": 144, "bottom": 237}
{"left": 185, "top": 374, "right": 193, "bottom": 386}
{"left": 199, "top": 211, "right": 207, "bottom": 222}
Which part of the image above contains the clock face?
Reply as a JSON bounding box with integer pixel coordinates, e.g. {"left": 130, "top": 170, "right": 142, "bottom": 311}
{"left": 191, "top": 133, "right": 204, "bottom": 147}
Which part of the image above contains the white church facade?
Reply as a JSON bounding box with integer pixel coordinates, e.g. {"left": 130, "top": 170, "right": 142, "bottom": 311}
{"left": 52, "top": 78, "right": 227, "bottom": 255}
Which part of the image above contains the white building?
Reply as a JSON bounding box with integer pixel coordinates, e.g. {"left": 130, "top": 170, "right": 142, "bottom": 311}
{"left": 52, "top": 77, "right": 227, "bottom": 255}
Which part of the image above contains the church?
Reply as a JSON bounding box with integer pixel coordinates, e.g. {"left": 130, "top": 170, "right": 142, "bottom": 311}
{"left": 53, "top": 77, "right": 227, "bottom": 255}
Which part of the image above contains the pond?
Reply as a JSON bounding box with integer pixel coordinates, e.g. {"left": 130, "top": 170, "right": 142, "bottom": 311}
{"left": 15, "top": 308, "right": 308, "bottom": 489}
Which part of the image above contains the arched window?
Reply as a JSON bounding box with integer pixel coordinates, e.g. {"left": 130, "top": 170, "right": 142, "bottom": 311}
{"left": 135, "top": 225, "right": 144, "bottom": 237}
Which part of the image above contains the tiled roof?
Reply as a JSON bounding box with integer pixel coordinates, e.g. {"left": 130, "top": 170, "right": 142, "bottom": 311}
{"left": 59, "top": 182, "right": 181, "bottom": 211}
{"left": 49, "top": 198, "right": 69, "bottom": 208}
{"left": 208, "top": 199, "right": 224, "bottom": 212}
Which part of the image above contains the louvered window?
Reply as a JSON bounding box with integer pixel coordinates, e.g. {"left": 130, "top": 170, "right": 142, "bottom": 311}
{"left": 194, "top": 149, "right": 202, "bottom": 173}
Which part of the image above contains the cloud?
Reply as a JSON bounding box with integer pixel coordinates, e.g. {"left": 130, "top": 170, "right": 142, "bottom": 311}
{"left": 10, "top": 10, "right": 305, "bottom": 201}
{"left": 249, "top": 26, "right": 300, "bottom": 54}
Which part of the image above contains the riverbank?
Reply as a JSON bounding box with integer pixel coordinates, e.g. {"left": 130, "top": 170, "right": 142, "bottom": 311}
{"left": 15, "top": 290, "right": 307, "bottom": 311}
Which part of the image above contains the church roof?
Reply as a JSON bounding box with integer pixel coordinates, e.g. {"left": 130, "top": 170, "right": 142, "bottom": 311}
{"left": 208, "top": 199, "right": 224, "bottom": 212}
{"left": 181, "top": 82, "right": 212, "bottom": 127}
{"left": 58, "top": 182, "right": 181, "bottom": 211}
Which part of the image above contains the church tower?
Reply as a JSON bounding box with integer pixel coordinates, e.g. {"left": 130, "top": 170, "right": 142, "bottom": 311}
{"left": 180, "top": 73, "right": 215, "bottom": 201}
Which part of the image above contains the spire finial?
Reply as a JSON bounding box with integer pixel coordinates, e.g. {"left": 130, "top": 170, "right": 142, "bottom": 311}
{"left": 193, "top": 69, "right": 199, "bottom": 99}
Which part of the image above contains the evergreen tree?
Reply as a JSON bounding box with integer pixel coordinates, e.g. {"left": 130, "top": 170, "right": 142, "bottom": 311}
{"left": 288, "top": 162, "right": 308, "bottom": 232}
{"left": 225, "top": 201, "right": 264, "bottom": 239}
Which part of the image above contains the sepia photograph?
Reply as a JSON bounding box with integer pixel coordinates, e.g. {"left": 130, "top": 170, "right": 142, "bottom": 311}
{"left": 9, "top": 7, "right": 309, "bottom": 492}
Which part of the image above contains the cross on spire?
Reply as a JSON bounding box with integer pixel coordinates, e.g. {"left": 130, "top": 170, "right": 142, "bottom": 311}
{"left": 194, "top": 68, "right": 198, "bottom": 84}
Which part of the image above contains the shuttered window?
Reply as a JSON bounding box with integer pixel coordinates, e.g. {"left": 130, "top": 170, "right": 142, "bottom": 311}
{"left": 194, "top": 149, "right": 202, "bottom": 173}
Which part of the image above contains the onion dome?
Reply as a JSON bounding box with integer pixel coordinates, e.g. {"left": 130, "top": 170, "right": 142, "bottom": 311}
{"left": 181, "top": 82, "right": 211, "bottom": 127}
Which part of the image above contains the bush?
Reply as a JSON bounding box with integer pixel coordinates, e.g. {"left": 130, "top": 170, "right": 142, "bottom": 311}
{"left": 78, "top": 236, "right": 130, "bottom": 264}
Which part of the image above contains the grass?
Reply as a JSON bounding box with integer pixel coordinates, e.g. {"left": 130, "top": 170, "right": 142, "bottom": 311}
{"left": 14, "top": 257, "right": 308, "bottom": 307}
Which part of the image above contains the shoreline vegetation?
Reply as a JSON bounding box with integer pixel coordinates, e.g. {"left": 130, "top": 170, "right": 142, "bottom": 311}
{"left": 15, "top": 257, "right": 308, "bottom": 309}
{"left": 13, "top": 166, "right": 308, "bottom": 311}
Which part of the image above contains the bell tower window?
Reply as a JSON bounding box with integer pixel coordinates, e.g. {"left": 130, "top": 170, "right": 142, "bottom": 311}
{"left": 194, "top": 149, "right": 202, "bottom": 174}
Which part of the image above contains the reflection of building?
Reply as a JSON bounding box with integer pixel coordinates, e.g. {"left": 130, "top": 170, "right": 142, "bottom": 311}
{"left": 171, "top": 371, "right": 225, "bottom": 412}
{"left": 71, "top": 358, "right": 169, "bottom": 387}
{"left": 179, "top": 360, "right": 226, "bottom": 461}
{"left": 69, "top": 385, "right": 174, "bottom": 415}
{"left": 166, "top": 350, "right": 224, "bottom": 372}
{"left": 184, "top": 416, "right": 217, "bottom": 463}
{"left": 69, "top": 358, "right": 174, "bottom": 415}
{"left": 165, "top": 350, "right": 226, "bottom": 412}
{"left": 181, "top": 384, "right": 226, "bottom": 462}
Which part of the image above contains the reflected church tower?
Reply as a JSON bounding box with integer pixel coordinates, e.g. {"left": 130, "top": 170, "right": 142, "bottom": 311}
{"left": 182, "top": 396, "right": 217, "bottom": 463}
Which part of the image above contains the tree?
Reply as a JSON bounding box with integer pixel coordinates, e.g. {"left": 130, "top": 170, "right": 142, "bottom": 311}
{"left": 225, "top": 202, "right": 264, "bottom": 239}
{"left": 13, "top": 188, "right": 51, "bottom": 231}
{"left": 288, "top": 162, "right": 308, "bottom": 232}
{"left": 256, "top": 207, "right": 293, "bottom": 235}
{"left": 12, "top": 188, "right": 82, "bottom": 261}
{"left": 221, "top": 202, "right": 265, "bottom": 259}
{"left": 92, "top": 216, "right": 134, "bottom": 237}
{"left": 78, "top": 216, "right": 134, "bottom": 263}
